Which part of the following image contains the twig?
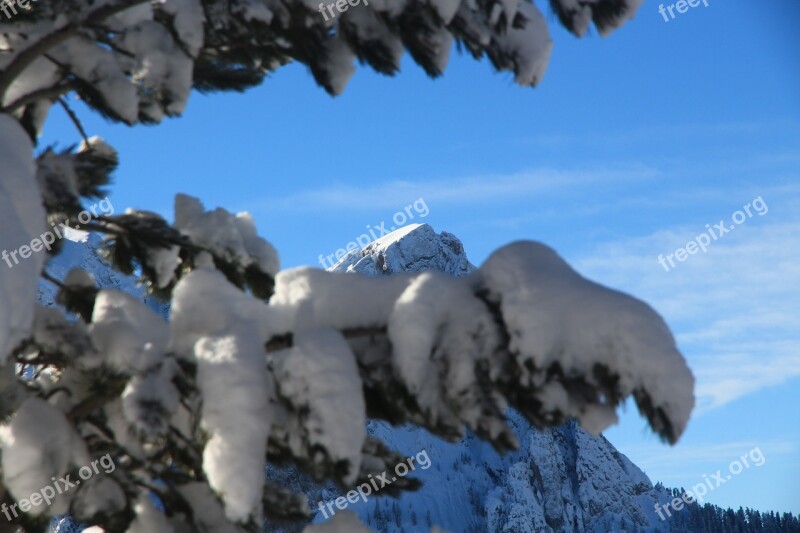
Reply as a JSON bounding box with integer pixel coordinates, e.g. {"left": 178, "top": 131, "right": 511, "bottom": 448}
{"left": 58, "top": 96, "right": 90, "bottom": 144}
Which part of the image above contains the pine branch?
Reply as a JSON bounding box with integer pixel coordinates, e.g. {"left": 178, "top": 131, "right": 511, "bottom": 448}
{"left": 0, "top": 81, "right": 76, "bottom": 113}
{"left": 0, "top": 0, "right": 151, "bottom": 101}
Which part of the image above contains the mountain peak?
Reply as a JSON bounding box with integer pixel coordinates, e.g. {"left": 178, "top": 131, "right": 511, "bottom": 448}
{"left": 330, "top": 223, "right": 475, "bottom": 277}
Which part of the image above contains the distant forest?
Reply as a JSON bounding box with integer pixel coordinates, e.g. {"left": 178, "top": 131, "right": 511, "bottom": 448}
{"left": 657, "top": 484, "right": 800, "bottom": 532}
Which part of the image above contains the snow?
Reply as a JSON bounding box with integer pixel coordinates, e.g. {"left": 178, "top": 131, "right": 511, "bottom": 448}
{"left": 89, "top": 289, "right": 170, "bottom": 373}
{"left": 325, "top": 224, "right": 689, "bottom": 532}
{"left": 486, "top": 417, "right": 680, "bottom": 532}
{"left": 551, "top": 0, "right": 595, "bottom": 36}
{"left": 174, "top": 194, "right": 280, "bottom": 277}
{"left": 71, "top": 476, "right": 127, "bottom": 521}
{"left": 0, "top": 0, "right": 640, "bottom": 155}
{"left": 116, "top": 21, "right": 195, "bottom": 117}
{"left": 121, "top": 356, "right": 180, "bottom": 440}
{"left": 0, "top": 398, "right": 89, "bottom": 516}
{"left": 492, "top": 1, "right": 552, "bottom": 86}
{"left": 271, "top": 328, "right": 367, "bottom": 484}
{"left": 341, "top": 7, "right": 404, "bottom": 69}
{"left": 38, "top": 233, "right": 170, "bottom": 322}
{"left": 1, "top": 53, "right": 59, "bottom": 113}
{"left": 145, "top": 242, "right": 181, "bottom": 289}
{"left": 304, "top": 510, "right": 375, "bottom": 532}
{"left": 28, "top": 306, "right": 90, "bottom": 362}
{"left": 160, "top": 0, "right": 206, "bottom": 57}
{"left": 26, "top": 216, "right": 696, "bottom": 531}
{"left": 1, "top": 1, "right": 201, "bottom": 125}
{"left": 35, "top": 136, "right": 116, "bottom": 228}
{"left": 170, "top": 268, "right": 273, "bottom": 354}
{"left": 0, "top": 115, "right": 46, "bottom": 365}
{"left": 107, "top": 2, "right": 154, "bottom": 29}
{"left": 54, "top": 38, "right": 140, "bottom": 123}
{"left": 79, "top": 136, "right": 117, "bottom": 160}
{"left": 176, "top": 481, "right": 240, "bottom": 533}
{"left": 127, "top": 493, "right": 174, "bottom": 533}
{"left": 358, "top": 413, "right": 677, "bottom": 532}
{"left": 332, "top": 223, "right": 474, "bottom": 277}
{"left": 428, "top": 0, "right": 461, "bottom": 24}
{"left": 172, "top": 269, "right": 273, "bottom": 522}
{"left": 234, "top": 0, "right": 274, "bottom": 24}
{"left": 496, "top": 0, "right": 518, "bottom": 26}
{"left": 328, "top": 227, "right": 693, "bottom": 444}
{"left": 104, "top": 399, "right": 148, "bottom": 461}
{"left": 194, "top": 334, "right": 271, "bottom": 522}
{"left": 270, "top": 267, "right": 411, "bottom": 333}
{"left": 479, "top": 241, "right": 694, "bottom": 442}
{"left": 427, "top": 28, "right": 453, "bottom": 74}
{"left": 388, "top": 271, "right": 504, "bottom": 432}
{"left": 486, "top": 461, "right": 550, "bottom": 533}
{"left": 317, "top": 36, "right": 356, "bottom": 95}
{"left": 0, "top": 1, "right": 666, "bottom": 525}
{"left": 366, "top": 0, "right": 409, "bottom": 18}
{"left": 80, "top": 286, "right": 180, "bottom": 451}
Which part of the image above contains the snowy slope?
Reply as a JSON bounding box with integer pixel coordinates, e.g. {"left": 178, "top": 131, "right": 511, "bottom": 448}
{"left": 324, "top": 223, "right": 675, "bottom": 533}
{"left": 38, "top": 231, "right": 168, "bottom": 318}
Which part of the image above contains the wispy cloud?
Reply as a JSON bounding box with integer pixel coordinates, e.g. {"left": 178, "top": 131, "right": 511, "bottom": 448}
{"left": 625, "top": 440, "right": 796, "bottom": 465}
{"left": 622, "top": 440, "right": 797, "bottom": 481}
{"left": 693, "top": 348, "right": 800, "bottom": 412}
{"left": 575, "top": 215, "right": 800, "bottom": 413}
{"left": 245, "top": 165, "right": 659, "bottom": 213}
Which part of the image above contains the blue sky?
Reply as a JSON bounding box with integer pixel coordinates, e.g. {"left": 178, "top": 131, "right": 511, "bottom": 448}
{"left": 41, "top": 0, "right": 799, "bottom": 517}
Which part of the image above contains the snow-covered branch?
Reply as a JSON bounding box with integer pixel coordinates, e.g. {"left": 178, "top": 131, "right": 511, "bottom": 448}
{"left": 0, "top": 0, "right": 666, "bottom": 529}
{"left": 0, "top": 0, "right": 152, "bottom": 101}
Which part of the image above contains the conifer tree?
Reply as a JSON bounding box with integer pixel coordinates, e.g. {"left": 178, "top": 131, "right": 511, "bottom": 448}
{"left": 0, "top": 1, "right": 700, "bottom": 531}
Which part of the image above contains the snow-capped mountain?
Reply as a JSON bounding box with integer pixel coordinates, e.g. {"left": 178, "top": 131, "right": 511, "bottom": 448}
{"left": 332, "top": 223, "right": 474, "bottom": 277}
{"left": 323, "top": 222, "right": 675, "bottom": 532}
